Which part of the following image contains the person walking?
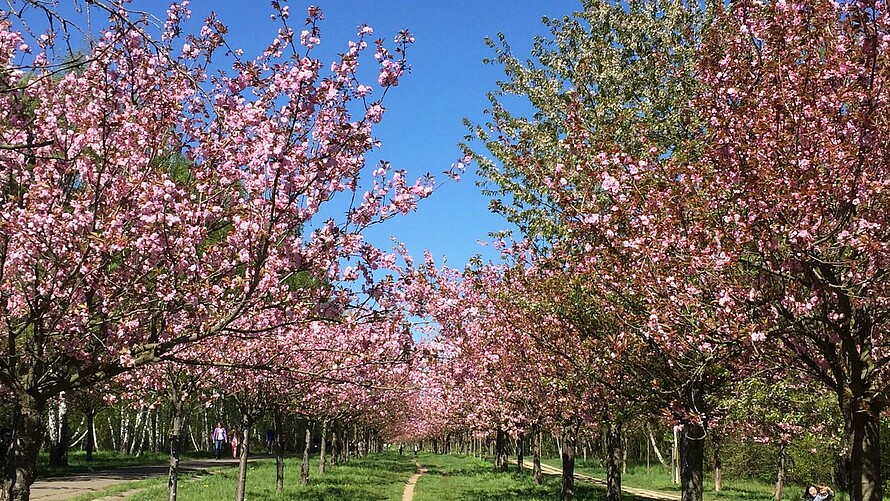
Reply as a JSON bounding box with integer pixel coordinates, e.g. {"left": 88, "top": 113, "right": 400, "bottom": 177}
{"left": 230, "top": 427, "right": 240, "bottom": 459}
{"left": 212, "top": 422, "right": 228, "bottom": 460}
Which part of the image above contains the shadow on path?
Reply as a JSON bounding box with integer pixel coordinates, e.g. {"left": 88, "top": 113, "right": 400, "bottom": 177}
{"left": 30, "top": 457, "right": 265, "bottom": 501}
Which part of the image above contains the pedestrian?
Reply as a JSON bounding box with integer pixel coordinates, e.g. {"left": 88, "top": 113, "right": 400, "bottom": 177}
{"left": 230, "top": 427, "right": 240, "bottom": 459}
{"left": 803, "top": 484, "right": 834, "bottom": 501}
{"left": 413, "top": 443, "right": 418, "bottom": 456}
{"left": 266, "top": 428, "right": 275, "bottom": 454}
{"left": 211, "top": 422, "right": 227, "bottom": 460}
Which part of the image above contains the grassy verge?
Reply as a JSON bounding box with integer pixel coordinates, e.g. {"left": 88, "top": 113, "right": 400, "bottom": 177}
{"left": 540, "top": 457, "right": 850, "bottom": 501}
{"left": 38, "top": 450, "right": 198, "bottom": 478}
{"left": 126, "top": 452, "right": 415, "bottom": 501}
{"left": 413, "top": 453, "right": 658, "bottom": 501}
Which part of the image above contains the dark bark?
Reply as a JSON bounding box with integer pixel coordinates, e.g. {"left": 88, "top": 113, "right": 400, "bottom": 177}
{"left": 300, "top": 423, "right": 311, "bottom": 485}
{"left": 679, "top": 422, "right": 705, "bottom": 501}
{"left": 605, "top": 421, "right": 622, "bottom": 501}
{"left": 85, "top": 409, "right": 95, "bottom": 462}
{"left": 560, "top": 430, "right": 576, "bottom": 501}
{"left": 494, "top": 427, "right": 508, "bottom": 472}
{"left": 849, "top": 400, "right": 882, "bottom": 501}
{"left": 166, "top": 401, "right": 183, "bottom": 501}
{"left": 1, "top": 396, "right": 45, "bottom": 501}
{"left": 274, "top": 408, "right": 284, "bottom": 492}
{"left": 533, "top": 423, "right": 542, "bottom": 485}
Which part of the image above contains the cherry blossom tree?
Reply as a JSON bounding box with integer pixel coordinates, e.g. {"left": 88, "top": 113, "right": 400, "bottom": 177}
{"left": 0, "top": 2, "right": 432, "bottom": 499}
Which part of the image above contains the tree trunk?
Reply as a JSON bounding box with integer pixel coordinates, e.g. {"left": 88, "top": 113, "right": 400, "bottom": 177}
{"left": 318, "top": 420, "right": 328, "bottom": 476}
{"left": 774, "top": 442, "right": 786, "bottom": 501}
{"left": 714, "top": 435, "right": 722, "bottom": 492}
{"left": 274, "top": 408, "right": 284, "bottom": 492}
{"left": 533, "top": 424, "right": 542, "bottom": 485}
{"left": 679, "top": 422, "right": 705, "bottom": 501}
{"left": 235, "top": 428, "right": 249, "bottom": 501}
{"left": 561, "top": 430, "right": 576, "bottom": 501}
{"left": 167, "top": 401, "right": 184, "bottom": 501}
{"left": 495, "top": 427, "right": 508, "bottom": 472}
{"left": 646, "top": 425, "right": 668, "bottom": 468}
{"left": 672, "top": 425, "right": 680, "bottom": 484}
{"left": 48, "top": 393, "right": 69, "bottom": 467}
{"left": 85, "top": 409, "right": 96, "bottom": 462}
{"left": 516, "top": 434, "right": 524, "bottom": 473}
{"left": 300, "top": 423, "right": 311, "bottom": 485}
{"left": 849, "top": 399, "right": 883, "bottom": 501}
{"left": 605, "top": 421, "right": 622, "bottom": 501}
{"left": 331, "top": 428, "right": 338, "bottom": 465}
{"left": 1, "top": 396, "right": 45, "bottom": 501}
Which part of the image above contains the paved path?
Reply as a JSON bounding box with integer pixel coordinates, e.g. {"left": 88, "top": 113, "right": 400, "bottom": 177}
{"left": 524, "top": 460, "right": 680, "bottom": 501}
{"left": 401, "top": 459, "right": 427, "bottom": 501}
{"left": 29, "top": 459, "right": 242, "bottom": 501}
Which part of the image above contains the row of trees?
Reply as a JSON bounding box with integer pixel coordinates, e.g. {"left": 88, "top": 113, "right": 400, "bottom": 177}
{"left": 3, "top": 1, "right": 889, "bottom": 501}
{"left": 0, "top": 1, "right": 440, "bottom": 500}
{"left": 390, "top": 2, "right": 890, "bottom": 501}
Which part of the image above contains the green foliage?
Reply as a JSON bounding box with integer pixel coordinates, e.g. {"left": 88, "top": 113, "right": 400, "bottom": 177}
{"left": 464, "top": 0, "right": 709, "bottom": 245}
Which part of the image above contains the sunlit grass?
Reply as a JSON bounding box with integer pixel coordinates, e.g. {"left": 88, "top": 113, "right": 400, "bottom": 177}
{"left": 127, "top": 452, "right": 415, "bottom": 501}
{"left": 413, "top": 453, "right": 650, "bottom": 501}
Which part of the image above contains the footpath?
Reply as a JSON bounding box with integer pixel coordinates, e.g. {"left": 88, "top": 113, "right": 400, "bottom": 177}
{"left": 400, "top": 458, "right": 426, "bottom": 501}
{"left": 29, "top": 458, "right": 242, "bottom": 501}
{"left": 524, "top": 460, "right": 680, "bottom": 501}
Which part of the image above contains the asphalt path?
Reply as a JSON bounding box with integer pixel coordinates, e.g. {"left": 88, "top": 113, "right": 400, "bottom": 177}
{"left": 29, "top": 458, "right": 245, "bottom": 501}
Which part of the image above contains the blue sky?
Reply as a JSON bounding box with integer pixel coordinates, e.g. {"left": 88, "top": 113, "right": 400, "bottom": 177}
{"left": 198, "top": 1, "right": 576, "bottom": 267}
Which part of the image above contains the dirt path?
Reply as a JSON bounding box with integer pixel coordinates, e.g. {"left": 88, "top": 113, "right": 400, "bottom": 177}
{"left": 524, "top": 460, "right": 680, "bottom": 501}
{"left": 29, "top": 458, "right": 243, "bottom": 501}
{"left": 400, "top": 459, "right": 427, "bottom": 501}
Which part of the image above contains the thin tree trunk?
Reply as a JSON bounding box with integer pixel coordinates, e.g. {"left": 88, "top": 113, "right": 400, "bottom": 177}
{"left": 300, "top": 423, "right": 311, "bottom": 485}
{"left": 235, "top": 428, "right": 249, "bottom": 501}
{"left": 318, "top": 420, "right": 328, "bottom": 476}
{"left": 274, "top": 408, "right": 284, "bottom": 492}
{"left": 533, "top": 424, "right": 542, "bottom": 485}
{"left": 495, "top": 427, "right": 508, "bottom": 472}
{"left": 88, "top": 411, "right": 97, "bottom": 460}
{"left": 107, "top": 415, "right": 117, "bottom": 452}
{"left": 561, "top": 429, "right": 576, "bottom": 501}
{"left": 774, "top": 442, "right": 786, "bottom": 501}
{"left": 48, "top": 392, "right": 69, "bottom": 467}
{"left": 119, "top": 411, "right": 130, "bottom": 454}
{"left": 516, "top": 434, "right": 524, "bottom": 474}
{"left": 605, "top": 420, "right": 622, "bottom": 501}
{"left": 714, "top": 435, "right": 722, "bottom": 493}
{"left": 167, "top": 401, "right": 184, "bottom": 501}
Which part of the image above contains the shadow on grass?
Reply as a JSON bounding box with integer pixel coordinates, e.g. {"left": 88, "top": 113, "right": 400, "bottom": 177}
{"left": 413, "top": 455, "right": 661, "bottom": 501}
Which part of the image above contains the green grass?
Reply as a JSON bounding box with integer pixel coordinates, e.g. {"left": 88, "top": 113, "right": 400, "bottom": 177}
{"left": 38, "top": 450, "right": 192, "bottom": 478}
{"left": 412, "top": 453, "right": 655, "bottom": 501}
{"left": 127, "top": 452, "right": 416, "bottom": 501}
{"left": 541, "top": 457, "right": 851, "bottom": 501}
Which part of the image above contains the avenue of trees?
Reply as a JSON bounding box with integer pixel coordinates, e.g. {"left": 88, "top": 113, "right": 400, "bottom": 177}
{"left": 1, "top": 1, "right": 889, "bottom": 501}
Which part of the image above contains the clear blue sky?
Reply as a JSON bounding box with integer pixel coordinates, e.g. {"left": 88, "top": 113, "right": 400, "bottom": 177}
{"left": 199, "top": 1, "right": 575, "bottom": 267}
